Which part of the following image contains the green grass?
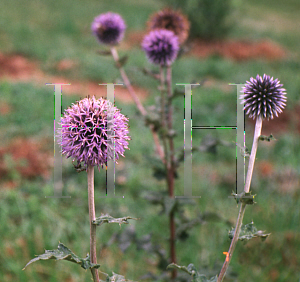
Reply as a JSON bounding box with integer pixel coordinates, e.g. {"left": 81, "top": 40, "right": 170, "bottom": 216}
{"left": 0, "top": 0, "right": 300, "bottom": 281}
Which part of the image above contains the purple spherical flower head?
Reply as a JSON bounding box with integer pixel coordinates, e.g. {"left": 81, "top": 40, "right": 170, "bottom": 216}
{"left": 91, "top": 12, "right": 126, "bottom": 45}
{"left": 240, "top": 74, "right": 287, "bottom": 120}
{"left": 142, "top": 29, "right": 179, "bottom": 66}
{"left": 58, "top": 96, "right": 130, "bottom": 171}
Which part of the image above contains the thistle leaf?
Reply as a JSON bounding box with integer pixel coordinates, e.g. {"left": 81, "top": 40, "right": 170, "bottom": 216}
{"left": 167, "top": 263, "right": 195, "bottom": 275}
{"left": 228, "top": 222, "right": 271, "bottom": 241}
{"left": 259, "top": 134, "right": 276, "bottom": 142}
{"left": 236, "top": 142, "right": 250, "bottom": 157}
{"left": 231, "top": 191, "right": 256, "bottom": 205}
{"left": 146, "top": 156, "right": 167, "bottom": 181}
{"left": 102, "top": 271, "right": 136, "bottom": 282}
{"left": 23, "top": 242, "right": 100, "bottom": 270}
{"left": 92, "top": 213, "right": 138, "bottom": 227}
{"left": 163, "top": 197, "right": 177, "bottom": 216}
{"left": 167, "top": 263, "right": 218, "bottom": 282}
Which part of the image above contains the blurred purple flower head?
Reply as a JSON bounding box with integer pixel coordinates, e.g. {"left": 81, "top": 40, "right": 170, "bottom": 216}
{"left": 240, "top": 74, "right": 287, "bottom": 120}
{"left": 142, "top": 29, "right": 179, "bottom": 66}
{"left": 91, "top": 12, "right": 126, "bottom": 45}
{"left": 58, "top": 96, "right": 130, "bottom": 171}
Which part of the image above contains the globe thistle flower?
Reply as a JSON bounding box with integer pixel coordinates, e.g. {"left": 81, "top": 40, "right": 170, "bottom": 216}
{"left": 91, "top": 12, "right": 126, "bottom": 45}
{"left": 240, "top": 74, "right": 287, "bottom": 120}
{"left": 142, "top": 29, "right": 179, "bottom": 66}
{"left": 147, "top": 8, "right": 190, "bottom": 44}
{"left": 58, "top": 96, "right": 130, "bottom": 171}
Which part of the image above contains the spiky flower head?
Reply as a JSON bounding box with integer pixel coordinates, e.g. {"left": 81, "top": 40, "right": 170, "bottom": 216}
{"left": 142, "top": 29, "right": 179, "bottom": 66}
{"left": 91, "top": 12, "right": 126, "bottom": 45}
{"left": 147, "top": 8, "right": 190, "bottom": 44}
{"left": 58, "top": 96, "right": 130, "bottom": 171}
{"left": 240, "top": 74, "right": 287, "bottom": 120}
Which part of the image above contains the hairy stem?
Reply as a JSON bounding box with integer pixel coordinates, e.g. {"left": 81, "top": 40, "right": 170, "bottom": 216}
{"left": 160, "top": 65, "right": 169, "bottom": 167}
{"left": 110, "top": 46, "right": 165, "bottom": 162}
{"left": 159, "top": 65, "right": 176, "bottom": 279}
{"left": 166, "top": 66, "right": 175, "bottom": 194}
{"left": 217, "top": 116, "right": 263, "bottom": 282}
{"left": 87, "top": 165, "right": 100, "bottom": 282}
{"left": 166, "top": 65, "right": 177, "bottom": 279}
{"left": 244, "top": 116, "right": 263, "bottom": 193}
{"left": 110, "top": 46, "right": 146, "bottom": 116}
{"left": 166, "top": 65, "right": 175, "bottom": 186}
{"left": 217, "top": 203, "right": 246, "bottom": 282}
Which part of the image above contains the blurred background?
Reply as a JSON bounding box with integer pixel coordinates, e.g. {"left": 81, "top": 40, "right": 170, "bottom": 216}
{"left": 0, "top": 0, "right": 299, "bottom": 281}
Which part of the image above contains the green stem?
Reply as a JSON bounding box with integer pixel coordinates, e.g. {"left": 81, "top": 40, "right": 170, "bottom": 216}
{"left": 244, "top": 116, "right": 263, "bottom": 193}
{"left": 159, "top": 65, "right": 169, "bottom": 167}
{"left": 110, "top": 46, "right": 146, "bottom": 116}
{"left": 217, "top": 116, "right": 263, "bottom": 282}
{"left": 87, "top": 165, "right": 100, "bottom": 282}
{"left": 217, "top": 203, "right": 246, "bottom": 282}
{"left": 110, "top": 46, "right": 165, "bottom": 163}
{"left": 166, "top": 65, "right": 175, "bottom": 195}
{"left": 166, "top": 65, "right": 177, "bottom": 280}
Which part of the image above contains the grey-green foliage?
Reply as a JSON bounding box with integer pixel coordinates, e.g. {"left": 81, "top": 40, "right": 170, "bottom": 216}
{"left": 228, "top": 222, "right": 271, "bottom": 241}
{"left": 101, "top": 272, "right": 136, "bottom": 282}
{"left": 92, "top": 214, "right": 138, "bottom": 227}
{"left": 259, "top": 134, "right": 276, "bottom": 142}
{"left": 167, "top": 263, "right": 218, "bottom": 282}
{"left": 161, "top": 0, "right": 235, "bottom": 40}
{"left": 23, "top": 243, "right": 100, "bottom": 270}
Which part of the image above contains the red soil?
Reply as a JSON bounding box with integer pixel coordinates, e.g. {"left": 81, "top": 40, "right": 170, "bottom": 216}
{"left": 0, "top": 52, "right": 149, "bottom": 104}
{"left": 0, "top": 36, "right": 296, "bottom": 189}
{"left": 0, "top": 137, "right": 52, "bottom": 183}
{"left": 190, "top": 38, "right": 286, "bottom": 61}
{"left": 124, "top": 31, "right": 287, "bottom": 61}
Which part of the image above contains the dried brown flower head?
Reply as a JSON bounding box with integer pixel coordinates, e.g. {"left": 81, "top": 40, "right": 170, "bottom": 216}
{"left": 147, "top": 8, "right": 190, "bottom": 44}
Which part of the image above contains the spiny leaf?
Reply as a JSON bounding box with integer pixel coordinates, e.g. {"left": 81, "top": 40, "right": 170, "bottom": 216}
{"left": 92, "top": 214, "right": 138, "bottom": 227}
{"left": 229, "top": 222, "right": 271, "bottom": 241}
{"left": 231, "top": 191, "right": 256, "bottom": 205}
{"left": 145, "top": 155, "right": 167, "bottom": 181}
{"left": 167, "top": 263, "right": 218, "bottom": 282}
{"left": 167, "top": 263, "right": 195, "bottom": 275}
{"left": 163, "top": 197, "right": 177, "bottom": 216}
{"left": 23, "top": 242, "right": 100, "bottom": 270}
{"left": 163, "top": 196, "right": 193, "bottom": 216}
{"left": 259, "top": 134, "right": 276, "bottom": 142}
{"left": 102, "top": 271, "right": 136, "bottom": 282}
{"left": 236, "top": 142, "right": 250, "bottom": 157}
